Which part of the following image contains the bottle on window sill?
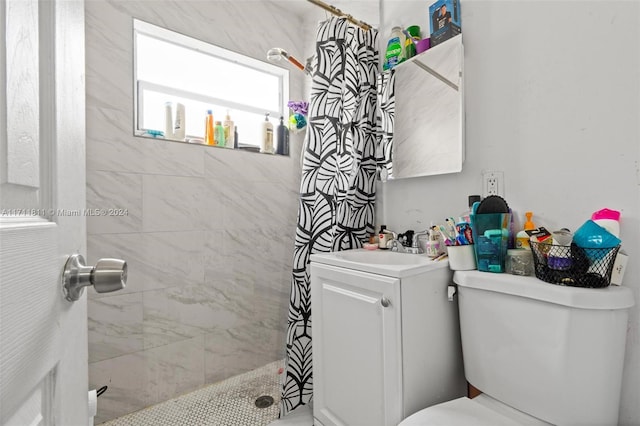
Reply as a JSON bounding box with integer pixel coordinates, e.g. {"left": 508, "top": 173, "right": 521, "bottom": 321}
{"left": 205, "top": 110, "right": 215, "bottom": 146}
{"left": 215, "top": 121, "right": 226, "bottom": 147}
{"left": 223, "top": 110, "right": 235, "bottom": 149}
{"left": 261, "top": 113, "right": 274, "bottom": 154}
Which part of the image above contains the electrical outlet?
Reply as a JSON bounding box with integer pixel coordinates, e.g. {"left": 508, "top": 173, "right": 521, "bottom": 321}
{"left": 482, "top": 171, "right": 504, "bottom": 197}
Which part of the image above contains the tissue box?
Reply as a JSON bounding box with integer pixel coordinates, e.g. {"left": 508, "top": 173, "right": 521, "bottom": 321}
{"left": 429, "top": 0, "right": 461, "bottom": 47}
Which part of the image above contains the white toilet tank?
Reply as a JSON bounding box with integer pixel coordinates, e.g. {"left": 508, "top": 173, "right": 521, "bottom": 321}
{"left": 454, "top": 271, "right": 634, "bottom": 426}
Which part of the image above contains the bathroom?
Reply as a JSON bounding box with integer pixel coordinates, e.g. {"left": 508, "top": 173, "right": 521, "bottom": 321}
{"left": 1, "top": 0, "right": 638, "bottom": 425}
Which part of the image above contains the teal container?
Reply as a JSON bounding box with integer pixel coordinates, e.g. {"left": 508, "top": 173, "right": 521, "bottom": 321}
{"left": 470, "top": 212, "right": 511, "bottom": 273}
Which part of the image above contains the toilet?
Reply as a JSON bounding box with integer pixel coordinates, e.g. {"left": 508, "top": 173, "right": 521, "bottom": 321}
{"left": 400, "top": 270, "right": 635, "bottom": 426}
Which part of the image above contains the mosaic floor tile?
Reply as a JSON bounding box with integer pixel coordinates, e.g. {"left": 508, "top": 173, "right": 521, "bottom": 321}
{"left": 100, "top": 360, "right": 283, "bottom": 426}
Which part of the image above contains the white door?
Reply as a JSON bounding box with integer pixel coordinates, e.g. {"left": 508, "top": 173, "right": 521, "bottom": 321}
{"left": 310, "top": 263, "right": 403, "bottom": 426}
{"left": 0, "top": 1, "right": 88, "bottom": 424}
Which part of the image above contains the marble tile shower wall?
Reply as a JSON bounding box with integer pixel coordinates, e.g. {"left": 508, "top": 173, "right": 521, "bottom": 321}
{"left": 84, "top": 1, "right": 305, "bottom": 423}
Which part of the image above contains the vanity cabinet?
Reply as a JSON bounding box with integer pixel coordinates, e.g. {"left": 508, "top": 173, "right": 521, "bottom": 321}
{"left": 310, "top": 254, "right": 466, "bottom": 426}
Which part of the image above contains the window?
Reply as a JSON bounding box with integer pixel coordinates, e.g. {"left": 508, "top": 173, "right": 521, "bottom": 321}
{"left": 133, "top": 19, "right": 289, "bottom": 149}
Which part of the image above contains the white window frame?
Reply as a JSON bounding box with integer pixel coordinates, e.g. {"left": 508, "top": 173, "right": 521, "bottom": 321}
{"left": 133, "top": 19, "right": 289, "bottom": 143}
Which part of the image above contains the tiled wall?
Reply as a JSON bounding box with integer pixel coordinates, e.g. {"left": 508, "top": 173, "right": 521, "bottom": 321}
{"left": 84, "top": 1, "right": 306, "bottom": 422}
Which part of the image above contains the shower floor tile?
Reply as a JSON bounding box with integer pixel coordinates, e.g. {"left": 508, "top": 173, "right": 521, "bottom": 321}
{"left": 100, "top": 360, "right": 283, "bottom": 426}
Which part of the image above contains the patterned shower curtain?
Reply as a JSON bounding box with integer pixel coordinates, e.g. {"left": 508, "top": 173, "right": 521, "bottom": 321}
{"left": 279, "top": 17, "right": 379, "bottom": 416}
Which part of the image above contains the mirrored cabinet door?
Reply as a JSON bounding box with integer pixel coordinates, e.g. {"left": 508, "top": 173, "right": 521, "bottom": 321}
{"left": 378, "top": 34, "right": 464, "bottom": 180}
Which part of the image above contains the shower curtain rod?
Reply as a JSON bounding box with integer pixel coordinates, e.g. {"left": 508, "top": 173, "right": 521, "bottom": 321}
{"left": 306, "top": 0, "right": 373, "bottom": 31}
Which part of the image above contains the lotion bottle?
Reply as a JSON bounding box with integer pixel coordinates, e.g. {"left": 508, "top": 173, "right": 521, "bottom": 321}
{"left": 261, "top": 113, "right": 274, "bottom": 154}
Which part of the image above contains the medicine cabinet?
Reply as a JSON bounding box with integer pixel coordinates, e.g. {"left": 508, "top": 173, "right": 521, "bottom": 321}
{"left": 378, "top": 34, "right": 464, "bottom": 179}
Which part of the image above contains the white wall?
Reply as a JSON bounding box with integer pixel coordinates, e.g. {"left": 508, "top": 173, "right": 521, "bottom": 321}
{"left": 84, "top": 1, "right": 305, "bottom": 422}
{"left": 380, "top": 1, "right": 640, "bottom": 424}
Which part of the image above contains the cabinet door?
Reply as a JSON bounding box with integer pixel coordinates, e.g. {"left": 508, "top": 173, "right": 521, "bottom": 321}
{"left": 311, "top": 263, "right": 402, "bottom": 426}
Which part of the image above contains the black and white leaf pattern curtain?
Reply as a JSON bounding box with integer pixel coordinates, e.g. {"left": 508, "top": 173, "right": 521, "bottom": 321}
{"left": 279, "top": 17, "right": 379, "bottom": 416}
{"left": 376, "top": 70, "right": 395, "bottom": 179}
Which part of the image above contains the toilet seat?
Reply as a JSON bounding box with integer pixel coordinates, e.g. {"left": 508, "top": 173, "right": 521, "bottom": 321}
{"left": 399, "top": 395, "right": 552, "bottom": 426}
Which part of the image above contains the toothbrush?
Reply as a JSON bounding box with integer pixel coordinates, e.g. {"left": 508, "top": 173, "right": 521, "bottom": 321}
{"left": 437, "top": 226, "right": 455, "bottom": 246}
{"left": 445, "top": 217, "right": 457, "bottom": 237}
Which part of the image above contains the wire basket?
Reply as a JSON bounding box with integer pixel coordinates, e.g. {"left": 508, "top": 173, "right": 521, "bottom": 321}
{"left": 529, "top": 241, "right": 620, "bottom": 288}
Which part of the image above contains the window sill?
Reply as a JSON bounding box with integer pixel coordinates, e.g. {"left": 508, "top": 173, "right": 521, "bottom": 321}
{"left": 133, "top": 133, "right": 288, "bottom": 156}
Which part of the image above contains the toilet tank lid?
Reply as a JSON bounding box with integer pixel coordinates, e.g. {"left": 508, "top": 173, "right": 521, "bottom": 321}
{"left": 453, "top": 271, "right": 635, "bottom": 310}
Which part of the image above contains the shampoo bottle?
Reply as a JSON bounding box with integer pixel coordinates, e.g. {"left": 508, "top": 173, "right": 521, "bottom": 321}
{"left": 261, "top": 113, "right": 274, "bottom": 154}
{"left": 223, "top": 110, "right": 235, "bottom": 149}
{"left": 164, "top": 102, "right": 174, "bottom": 139}
{"left": 205, "top": 110, "right": 215, "bottom": 145}
{"left": 173, "top": 103, "right": 186, "bottom": 141}
{"left": 214, "top": 121, "right": 225, "bottom": 147}
{"left": 276, "top": 115, "right": 289, "bottom": 155}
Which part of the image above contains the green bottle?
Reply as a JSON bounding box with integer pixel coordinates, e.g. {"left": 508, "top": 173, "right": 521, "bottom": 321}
{"left": 214, "top": 121, "right": 225, "bottom": 147}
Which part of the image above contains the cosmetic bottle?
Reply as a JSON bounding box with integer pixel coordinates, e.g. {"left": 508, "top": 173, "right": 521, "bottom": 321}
{"left": 205, "top": 110, "right": 215, "bottom": 145}
{"left": 223, "top": 110, "right": 235, "bottom": 149}
{"left": 214, "top": 121, "right": 226, "bottom": 147}
{"left": 261, "top": 113, "right": 274, "bottom": 154}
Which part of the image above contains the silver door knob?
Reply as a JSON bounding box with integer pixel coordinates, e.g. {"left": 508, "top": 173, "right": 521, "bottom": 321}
{"left": 380, "top": 297, "right": 391, "bottom": 308}
{"left": 62, "top": 254, "right": 127, "bottom": 301}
